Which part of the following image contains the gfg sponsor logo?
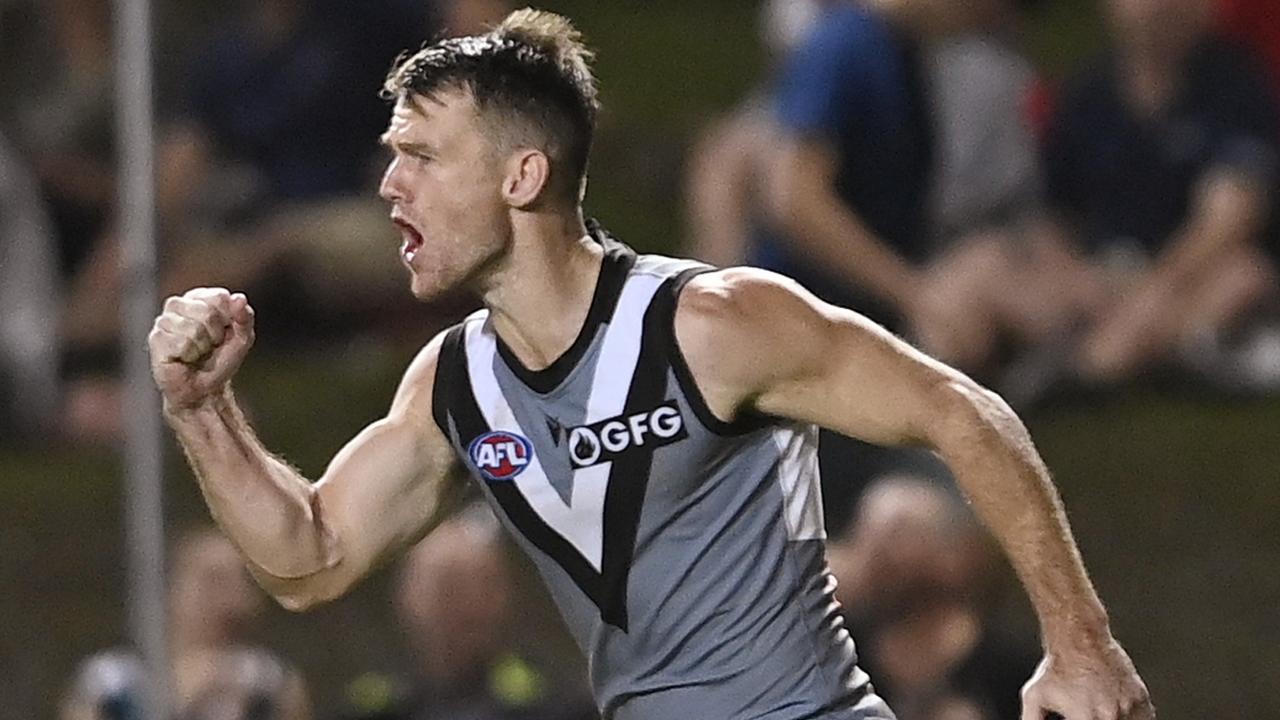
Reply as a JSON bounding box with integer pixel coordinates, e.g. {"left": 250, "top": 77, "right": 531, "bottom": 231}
{"left": 469, "top": 431, "right": 534, "bottom": 481}
{"left": 567, "top": 401, "right": 687, "bottom": 468}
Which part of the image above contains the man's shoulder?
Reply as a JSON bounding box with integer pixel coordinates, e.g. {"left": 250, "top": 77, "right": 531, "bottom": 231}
{"left": 678, "top": 266, "right": 807, "bottom": 316}
{"left": 674, "top": 267, "right": 819, "bottom": 363}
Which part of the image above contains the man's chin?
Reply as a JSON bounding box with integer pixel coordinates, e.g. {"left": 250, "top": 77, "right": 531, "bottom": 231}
{"left": 409, "top": 274, "right": 468, "bottom": 304}
{"left": 409, "top": 279, "right": 447, "bottom": 302}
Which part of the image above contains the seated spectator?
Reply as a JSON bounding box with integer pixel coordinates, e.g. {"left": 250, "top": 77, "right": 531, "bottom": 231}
{"left": 0, "top": 129, "right": 60, "bottom": 437}
{"left": 176, "top": 648, "right": 306, "bottom": 720}
{"left": 59, "top": 528, "right": 310, "bottom": 720}
{"left": 685, "top": 0, "right": 822, "bottom": 269}
{"left": 58, "top": 651, "right": 147, "bottom": 720}
{"left": 389, "top": 507, "right": 596, "bottom": 720}
{"left": 762, "top": 0, "right": 937, "bottom": 334}
{"left": 168, "top": 527, "right": 311, "bottom": 720}
{"left": 1032, "top": 0, "right": 1280, "bottom": 388}
{"left": 827, "top": 475, "right": 1038, "bottom": 720}
{"left": 691, "top": 0, "right": 1051, "bottom": 382}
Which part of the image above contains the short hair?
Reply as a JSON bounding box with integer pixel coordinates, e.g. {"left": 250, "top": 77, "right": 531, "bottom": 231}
{"left": 383, "top": 8, "right": 600, "bottom": 202}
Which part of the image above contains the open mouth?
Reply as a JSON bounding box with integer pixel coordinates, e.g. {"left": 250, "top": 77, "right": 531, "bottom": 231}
{"left": 393, "top": 217, "right": 424, "bottom": 264}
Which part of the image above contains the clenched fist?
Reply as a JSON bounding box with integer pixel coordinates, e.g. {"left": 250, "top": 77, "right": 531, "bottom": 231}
{"left": 149, "top": 287, "right": 255, "bottom": 411}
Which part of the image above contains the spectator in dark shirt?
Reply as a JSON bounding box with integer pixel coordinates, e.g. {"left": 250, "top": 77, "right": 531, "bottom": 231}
{"left": 1039, "top": 0, "right": 1279, "bottom": 384}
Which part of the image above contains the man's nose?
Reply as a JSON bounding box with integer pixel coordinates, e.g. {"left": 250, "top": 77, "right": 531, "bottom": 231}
{"left": 379, "top": 157, "right": 407, "bottom": 203}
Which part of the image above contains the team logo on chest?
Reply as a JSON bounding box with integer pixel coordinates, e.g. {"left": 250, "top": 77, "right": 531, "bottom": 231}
{"left": 469, "top": 431, "right": 534, "bottom": 481}
{"left": 565, "top": 400, "right": 688, "bottom": 469}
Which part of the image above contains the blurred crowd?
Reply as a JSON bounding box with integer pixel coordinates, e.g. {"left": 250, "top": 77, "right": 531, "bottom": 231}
{"left": 2, "top": 0, "right": 1278, "bottom": 441}
{"left": 62, "top": 493, "right": 1028, "bottom": 720}
{"left": 3, "top": 0, "right": 1279, "bottom": 718}
{"left": 688, "top": 0, "right": 1280, "bottom": 405}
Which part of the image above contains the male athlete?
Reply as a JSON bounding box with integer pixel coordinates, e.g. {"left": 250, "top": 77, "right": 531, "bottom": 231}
{"left": 149, "top": 10, "right": 1154, "bottom": 720}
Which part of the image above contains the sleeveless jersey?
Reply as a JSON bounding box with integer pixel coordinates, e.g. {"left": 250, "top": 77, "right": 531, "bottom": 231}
{"left": 431, "top": 230, "right": 894, "bottom": 720}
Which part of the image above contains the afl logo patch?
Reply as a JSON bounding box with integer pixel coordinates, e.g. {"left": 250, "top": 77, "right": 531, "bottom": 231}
{"left": 469, "top": 431, "right": 534, "bottom": 482}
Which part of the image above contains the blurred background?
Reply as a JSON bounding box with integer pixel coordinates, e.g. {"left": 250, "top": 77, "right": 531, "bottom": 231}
{"left": 1, "top": 0, "right": 1278, "bottom": 718}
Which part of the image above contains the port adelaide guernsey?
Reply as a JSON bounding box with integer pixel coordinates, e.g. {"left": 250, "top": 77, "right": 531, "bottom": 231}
{"left": 430, "top": 226, "right": 892, "bottom": 720}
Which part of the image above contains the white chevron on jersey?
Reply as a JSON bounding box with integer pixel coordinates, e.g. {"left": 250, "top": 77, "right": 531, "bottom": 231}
{"left": 463, "top": 273, "right": 665, "bottom": 571}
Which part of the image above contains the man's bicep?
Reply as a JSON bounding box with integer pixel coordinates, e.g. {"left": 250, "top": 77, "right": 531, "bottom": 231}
{"left": 689, "top": 270, "right": 950, "bottom": 447}
{"left": 761, "top": 310, "right": 951, "bottom": 447}
{"left": 313, "top": 413, "right": 462, "bottom": 572}
{"left": 311, "top": 334, "right": 466, "bottom": 583}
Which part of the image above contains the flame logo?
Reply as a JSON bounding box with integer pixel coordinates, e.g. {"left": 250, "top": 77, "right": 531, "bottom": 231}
{"left": 569, "top": 427, "right": 601, "bottom": 466}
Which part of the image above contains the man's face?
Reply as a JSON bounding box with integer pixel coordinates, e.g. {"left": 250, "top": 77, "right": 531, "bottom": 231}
{"left": 397, "top": 524, "right": 514, "bottom": 686}
{"left": 379, "top": 91, "right": 511, "bottom": 301}
{"left": 171, "top": 533, "right": 262, "bottom": 642}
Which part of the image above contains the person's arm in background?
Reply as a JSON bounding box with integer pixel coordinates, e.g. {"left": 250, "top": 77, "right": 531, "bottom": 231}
{"left": 760, "top": 15, "right": 924, "bottom": 315}
{"left": 685, "top": 104, "right": 770, "bottom": 267}
{"left": 675, "top": 268, "right": 1154, "bottom": 720}
{"left": 149, "top": 287, "right": 468, "bottom": 611}
{"left": 1079, "top": 167, "right": 1272, "bottom": 377}
{"left": 766, "top": 136, "right": 923, "bottom": 311}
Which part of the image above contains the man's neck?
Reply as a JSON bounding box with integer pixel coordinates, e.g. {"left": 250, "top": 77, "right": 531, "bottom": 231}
{"left": 479, "top": 210, "right": 602, "bottom": 370}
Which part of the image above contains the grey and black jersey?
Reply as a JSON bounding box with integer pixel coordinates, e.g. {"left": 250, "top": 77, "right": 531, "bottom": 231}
{"left": 431, "top": 229, "right": 894, "bottom": 720}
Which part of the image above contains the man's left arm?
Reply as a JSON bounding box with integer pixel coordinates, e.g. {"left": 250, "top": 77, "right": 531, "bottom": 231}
{"left": 675, "top": 268, "right": 1154, "bottom": 720}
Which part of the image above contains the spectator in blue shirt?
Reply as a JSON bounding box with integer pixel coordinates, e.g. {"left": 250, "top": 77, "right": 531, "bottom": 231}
{"left": 763, "top": 0, "right": 936, "bottom": 333}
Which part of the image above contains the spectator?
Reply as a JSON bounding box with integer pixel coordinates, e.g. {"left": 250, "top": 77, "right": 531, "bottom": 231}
{"left": 168, "top": 527, "right": 311, "bottom": 720}
{"left": 901, "top": 0, "right": 1052, "bottom": 375}
{"left": 60, "top": 528, "right": 311, "bottom": 720}
{"left": 827, "top": 475, "right": 1038, "bottom": 720}
{"left": 391, "top": 508, "right": 596, "bottom": 720}
{"left": 1034, "top": 0, "right": 1280, "bottom": 387}
{"left": 762, "top": 0, "right": 1032, "bottom": 326}
{"left": 58, "top": 651, "right": 147, "bottom": 720}
{"left": 691, "top": 0, "right": 1052, "bottom": 380}
{"left": 685, "top": 0, "right": 822, "bottom": 269}
{"left": 176, "top": 649, "right": 306, "bottom": 720}
{"left": 0, "top": 129, "right": 60, "bottom": 437}
{"left": 762, "top": 0, "right": 937, "bottom": 333}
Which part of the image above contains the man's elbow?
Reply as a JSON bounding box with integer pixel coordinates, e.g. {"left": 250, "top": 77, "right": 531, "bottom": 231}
{"left": 254, "top": 567, "right": 354, "bottom": 613}
{"left": 925, "top": 377, "right": 1026, "bottom": 456}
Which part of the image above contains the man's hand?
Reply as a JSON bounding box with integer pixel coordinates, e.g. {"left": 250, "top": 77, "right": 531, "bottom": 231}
{"left": 149, "top": 287, "right": 255, "bottom": 411}
{"left": 1021, "top": 640, "right": 1154, "bottom": 720}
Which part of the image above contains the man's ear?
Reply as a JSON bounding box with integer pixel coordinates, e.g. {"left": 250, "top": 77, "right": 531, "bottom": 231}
{"left": 502, "top": 149, "right": 552, "bottom": 209}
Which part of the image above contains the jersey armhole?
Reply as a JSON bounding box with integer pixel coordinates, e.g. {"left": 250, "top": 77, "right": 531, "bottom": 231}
{"left": 430, "top": 324, "right": 468, "bottom": 441}
{"left": 663, "top": 267, "right": 773, "bottom": 437}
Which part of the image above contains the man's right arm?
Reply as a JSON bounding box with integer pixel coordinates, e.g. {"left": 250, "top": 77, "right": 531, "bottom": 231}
{"left": 151, "top": 288, "right": 466, "bottom": 610}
